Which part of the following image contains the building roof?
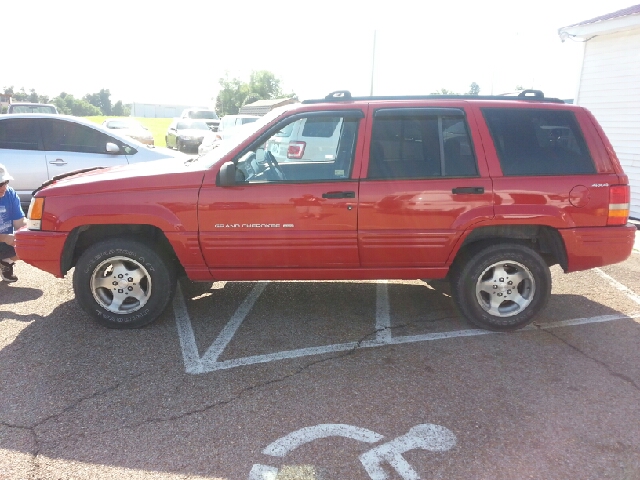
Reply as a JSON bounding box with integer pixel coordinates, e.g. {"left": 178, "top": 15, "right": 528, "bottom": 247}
{"left": 567, "top": 4, "right": 640, "bottom": 28}
{"left": 239, "top": 97, "right": 297, "bottom": 116}
{"left": 559, "top": 4, "right": 640, "bottom": 40}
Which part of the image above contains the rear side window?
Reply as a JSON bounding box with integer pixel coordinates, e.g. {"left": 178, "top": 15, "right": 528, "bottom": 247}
{"left": 368, "top": 110, "right": 478, "bottom": 179}
{"left": 0, "top": 119, "right": 40, "bottom": 150}
{"left": 482, "top": 108, "right": 595, "bottom": 175}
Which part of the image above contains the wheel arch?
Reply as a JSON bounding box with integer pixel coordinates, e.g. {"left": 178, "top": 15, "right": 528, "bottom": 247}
{"left": 61, "top": 224, "right": 183, "bottom": 277}
{"left": 451, "top": 225, "right": 568, "bottom": 272}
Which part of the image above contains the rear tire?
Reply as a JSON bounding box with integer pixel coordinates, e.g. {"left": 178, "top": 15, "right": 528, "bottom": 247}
{"left": 450, "top": 243, "right": 551, "bottom": 331}
{"left": 73, "top": 238, "right": 176, "bottom": 329}
{"left": 176, "top": 139, "right": 183, "bottom": 152}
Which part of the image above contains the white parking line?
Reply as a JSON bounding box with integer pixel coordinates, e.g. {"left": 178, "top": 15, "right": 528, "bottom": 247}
{"left": 173, "top": 279, "right": 640, "bottom": 375}
{"left": 594, "top": 268, "right": 640, "bottom": 305}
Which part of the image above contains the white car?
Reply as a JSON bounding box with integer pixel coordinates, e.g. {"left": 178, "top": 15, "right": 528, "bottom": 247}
{"left": 102, "top": 118, "right": 154, "bottom": 145}
{"left": 265, "top": 116, "right": 343, "bottom": 163}
{"left": 180, "top": 108, "right": 220, "bottom": 131}
{"left": 0, "top": 114, "right": 180, "bottom": 206}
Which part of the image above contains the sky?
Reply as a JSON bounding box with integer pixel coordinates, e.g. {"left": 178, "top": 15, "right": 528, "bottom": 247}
{"left": 2, "top": 0, "right": 637, "bottom": 108}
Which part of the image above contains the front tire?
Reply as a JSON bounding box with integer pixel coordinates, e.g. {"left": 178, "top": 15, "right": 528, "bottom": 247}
{"left": 450, "top": 243, "right": 551, "bottom": 331}
{"left": 73, "top": 238, "right": 176, "bottom": 329}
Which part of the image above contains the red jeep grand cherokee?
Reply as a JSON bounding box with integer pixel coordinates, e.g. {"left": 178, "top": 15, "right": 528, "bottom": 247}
{"left": 16, "top": 90, "right": 635, "bottom": 331}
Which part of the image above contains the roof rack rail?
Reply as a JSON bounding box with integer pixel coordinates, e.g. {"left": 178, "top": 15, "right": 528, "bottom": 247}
{"left": 302, "top": 90, "right": 565, "bottom": 104}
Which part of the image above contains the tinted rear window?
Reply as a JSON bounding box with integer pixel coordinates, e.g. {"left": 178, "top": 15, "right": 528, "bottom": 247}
{"left": 0, "top": 118, "right": 40, "bottom": 150}
{"left": 482, "top": 108, "right": 595, "bottom": 176}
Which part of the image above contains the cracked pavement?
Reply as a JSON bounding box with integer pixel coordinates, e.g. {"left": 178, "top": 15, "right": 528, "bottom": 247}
{"left": 1, "top": 257, "right": 640, "bottom": 479}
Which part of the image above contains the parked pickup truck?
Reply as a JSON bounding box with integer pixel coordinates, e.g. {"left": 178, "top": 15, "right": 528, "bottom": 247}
{"left": 16, "top": 90, "right": 636, "bottom": 331}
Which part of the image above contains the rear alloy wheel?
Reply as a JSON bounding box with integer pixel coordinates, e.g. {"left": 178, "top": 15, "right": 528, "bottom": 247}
{"left": 450, "top": 243, "right": 551, "bottom": 331}
{"left": 73, "top": 238, "right": 176, "bottom": 329}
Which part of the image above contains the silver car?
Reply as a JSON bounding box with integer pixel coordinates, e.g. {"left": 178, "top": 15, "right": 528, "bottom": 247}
{"left": 0, "top": 114, "right": 179, "bottom": 206}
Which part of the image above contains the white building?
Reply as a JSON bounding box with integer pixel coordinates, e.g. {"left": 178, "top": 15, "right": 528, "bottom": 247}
{"left": 130, "top": 102, "right": 209, "bottom": 118}
{"left": 559, "top": 4, "right": 640, "bottom": 219}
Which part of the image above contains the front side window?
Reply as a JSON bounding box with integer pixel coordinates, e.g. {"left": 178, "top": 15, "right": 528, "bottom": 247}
{"left": 0, "top": 118, "right": 40, "bottom": 150}
{"left": 233, "top": 113, "right": 360, "bottom": 183}
{"left": 42, "top": 120, "right": 129, "bottom": 154}
{"left": 368, "top": 110, "right": 478, "bottom": 179}
{"left": 482, "top": 108, "right": 595, "bottom": 176}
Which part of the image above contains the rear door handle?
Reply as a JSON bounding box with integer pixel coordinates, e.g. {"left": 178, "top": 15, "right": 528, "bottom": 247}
{"left": 49, "top": 159, "right": 67, "bottom": 166}
{"left": 322, "top": 191, "right": 356, "bottom": 199}
{"left": 452, "top": 187, "right": 484, "bottom": 195}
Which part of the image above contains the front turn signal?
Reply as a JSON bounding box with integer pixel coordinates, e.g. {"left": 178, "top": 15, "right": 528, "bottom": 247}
{"left": 27, "top": 197, "right": 44, "bottom": 230}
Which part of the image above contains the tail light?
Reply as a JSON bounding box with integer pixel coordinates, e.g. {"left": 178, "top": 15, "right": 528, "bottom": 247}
{"left": 607, "top": 185, "right": 630, "bottom": 225}
{"left": 287, "top": 141, "right": 306, "bottom": 159}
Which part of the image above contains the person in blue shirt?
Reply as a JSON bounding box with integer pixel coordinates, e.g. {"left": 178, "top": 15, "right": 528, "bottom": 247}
{"left": 0, "top": 164, "right": 26, "bottom": 283}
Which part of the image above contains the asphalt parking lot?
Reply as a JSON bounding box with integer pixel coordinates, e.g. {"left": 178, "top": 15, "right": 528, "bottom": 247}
{"left": 1, "top": 242, "right": 640, "bottom": 479}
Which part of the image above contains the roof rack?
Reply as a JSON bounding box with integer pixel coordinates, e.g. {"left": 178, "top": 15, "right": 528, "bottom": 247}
{"left": 302, "top": 89, "right": 565, "bottom": 104}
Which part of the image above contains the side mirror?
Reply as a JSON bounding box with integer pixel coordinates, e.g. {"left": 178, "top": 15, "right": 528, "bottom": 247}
{"left": 218, "top": 161, "right": 236, "bottom": 186}
{"left": 106, "top": 142, "right": 120, "bottom": 154}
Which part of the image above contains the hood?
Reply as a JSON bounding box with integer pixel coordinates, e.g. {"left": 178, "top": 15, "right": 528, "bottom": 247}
{"left": 37, "top": 157, "right": 207, "bottom": 198}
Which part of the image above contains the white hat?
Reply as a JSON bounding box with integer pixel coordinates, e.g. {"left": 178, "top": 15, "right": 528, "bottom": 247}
{"left": 0, "top": 164, "right": 14, "bottom": 183}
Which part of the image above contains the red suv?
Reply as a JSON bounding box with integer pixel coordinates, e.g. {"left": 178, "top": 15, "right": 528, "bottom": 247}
{"left": 17, "top": 90, "right": 635, "bottom": 331}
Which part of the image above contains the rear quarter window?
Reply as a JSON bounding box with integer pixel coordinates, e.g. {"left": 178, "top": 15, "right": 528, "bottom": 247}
{"left": 482, "top": 108, "right": 595, "bottom": 176}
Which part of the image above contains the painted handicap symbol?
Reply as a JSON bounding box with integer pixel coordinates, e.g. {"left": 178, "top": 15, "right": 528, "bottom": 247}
{"left": 249, "top": 423, "right": 456, "bottom": 480}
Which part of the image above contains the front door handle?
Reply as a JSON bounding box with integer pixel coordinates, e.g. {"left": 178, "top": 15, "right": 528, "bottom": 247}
{"left": 452, "top": 186, "right": 484, "bottom": 195}
{"left": 49, "top": 159, "right": 68, "bottom": 166}
{"left": 322, "top": 191, "right": 356, "bottom": 199}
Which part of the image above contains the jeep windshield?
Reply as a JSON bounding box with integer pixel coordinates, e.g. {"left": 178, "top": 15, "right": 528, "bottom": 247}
{"left": 192, "top": 104, "right": 298, "bottom": 168}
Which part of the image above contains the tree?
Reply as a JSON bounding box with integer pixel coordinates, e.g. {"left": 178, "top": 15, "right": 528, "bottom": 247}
{"left": 467, "top": 82, "right": 480, "bottom": 95}
{"left": 51, "top": 92, "right": 101, "bottom": 116}
{"left": 242, "top": 92, "right": 262, "bottom": 106}
{"left": 28, "top": 89, "right": 39, "bottom": 103}
{"left": 83, "top": 89, "right": 112, "bottom": 115}
{"left": 112, "top": 100, "right": 130, "bottom": 116}
{"left": 430, "top": 88, "right": 458, "bottom": 95}
{"left": 12, "top": 87, "right": 28, "bottom": 101}
{"left": 215, "top": 70, "right": 295, "bottom": 116}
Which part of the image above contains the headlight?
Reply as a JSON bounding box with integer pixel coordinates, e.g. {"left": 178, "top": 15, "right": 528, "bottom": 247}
{"left": 27, "top": 197, "right": 44, "bottom": 230}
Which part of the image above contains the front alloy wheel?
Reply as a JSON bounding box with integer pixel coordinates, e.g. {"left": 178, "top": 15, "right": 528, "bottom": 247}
{"left": 74, "top": 238, "right": 176, "bottom": 329}
{"left": 90, "top": 256, "right": 152, "bottom": 315}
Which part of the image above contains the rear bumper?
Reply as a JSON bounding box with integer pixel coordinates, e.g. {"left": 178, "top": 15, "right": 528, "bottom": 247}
{"left": 15, "top": 229, "right": 68, "bottom": 278}
{"left": 560, "top": 224, "right": 636, "bottom": 272}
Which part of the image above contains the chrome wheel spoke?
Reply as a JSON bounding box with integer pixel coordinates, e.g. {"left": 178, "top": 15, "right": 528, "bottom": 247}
{"left": 109, "top": 291, "right": 127, "bottom": 312}
{"left": 486, "top": 294, "right": 504, "bottom": 316}
{"left": 509, "top": 270, "right": 528, "bottom": 286}
{"left": 93, "top": 275, "right": 114, "bottom": 290}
